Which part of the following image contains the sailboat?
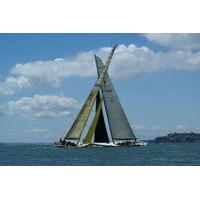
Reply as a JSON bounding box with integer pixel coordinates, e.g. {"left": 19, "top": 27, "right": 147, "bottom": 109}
{"left": 55, "top": 45, "right": 147, "bottom": 147}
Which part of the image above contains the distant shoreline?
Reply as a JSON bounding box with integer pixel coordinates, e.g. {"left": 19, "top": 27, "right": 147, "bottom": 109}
{"left": 151, "top": 132, "right": 200, "bottom": 143}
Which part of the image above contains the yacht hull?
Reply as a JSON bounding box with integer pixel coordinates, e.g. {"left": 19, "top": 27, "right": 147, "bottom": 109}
{"left": 54, "top": 141, "right": 147, "bottom": 148}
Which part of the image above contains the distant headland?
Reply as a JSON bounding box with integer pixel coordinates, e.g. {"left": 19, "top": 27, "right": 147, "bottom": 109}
{"left": 153, "top": 132, "right": 200, "bottom": 143}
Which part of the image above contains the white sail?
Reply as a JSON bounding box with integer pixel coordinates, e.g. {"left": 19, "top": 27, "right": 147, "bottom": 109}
{"left": 95, "top": 55, "right": 136, "bottom": 141}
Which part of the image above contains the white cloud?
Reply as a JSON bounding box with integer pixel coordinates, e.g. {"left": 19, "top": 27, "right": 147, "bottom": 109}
{"left": 143, "top": 33, "right": 200, "bottom": 50}
{"left": 0, "top": 94, "right": 79, "bottom": 119}
{"left": 11, "top": 53, "right": 96, "bottom": 86}
{"left": 0, "top": 43, "right": 200, "bottom": 95}
{"left": 0, "top": 76, "right": 31, "bottom": 95}
{"left": 108, "top": 44, "right": 200, "bottom": 78}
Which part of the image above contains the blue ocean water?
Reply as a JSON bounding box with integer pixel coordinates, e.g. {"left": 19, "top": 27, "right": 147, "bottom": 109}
{"left": 0, "top": 143, "right": 200, "bottom": 166}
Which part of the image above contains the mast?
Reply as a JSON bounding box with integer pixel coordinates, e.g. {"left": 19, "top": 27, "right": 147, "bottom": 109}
{"left": 64, "top": 45, "right": 117, "bottom": 142}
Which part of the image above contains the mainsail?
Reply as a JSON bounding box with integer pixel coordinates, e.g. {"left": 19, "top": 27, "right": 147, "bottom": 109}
{"left": 95, "top": 55, "right": 136, "bottom": 141}
{"left": 64, "top": 45, "right": 117, "bottom": 141}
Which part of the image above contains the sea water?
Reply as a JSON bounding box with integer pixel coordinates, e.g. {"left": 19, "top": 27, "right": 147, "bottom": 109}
{"left": 0, "top": 143, "right": 200, "bottom": 166}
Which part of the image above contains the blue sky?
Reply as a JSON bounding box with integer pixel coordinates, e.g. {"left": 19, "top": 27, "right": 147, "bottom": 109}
{"left": 0, "top": 33, "right": 200, "bottom": 142}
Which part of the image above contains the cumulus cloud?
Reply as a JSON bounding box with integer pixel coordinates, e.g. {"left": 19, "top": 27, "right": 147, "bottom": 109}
{"left": 0, "top": 43, "right": 200, "bottom": 95}
{"left": 143, "top": 33, "right": 200, "bottom": 50}
{"left": 0, "top": 76, "right": 31, "bottom": 95}
{"left": 109, "top": 44, "right": 200, "bottom": 78}
{"left": 0, "top": 94, "right": 79, "bottom": 119}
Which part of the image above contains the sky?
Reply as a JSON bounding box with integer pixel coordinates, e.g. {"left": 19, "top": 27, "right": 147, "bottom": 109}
{"left": 0, "top": 33, "right": 200, "bottom": 142}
